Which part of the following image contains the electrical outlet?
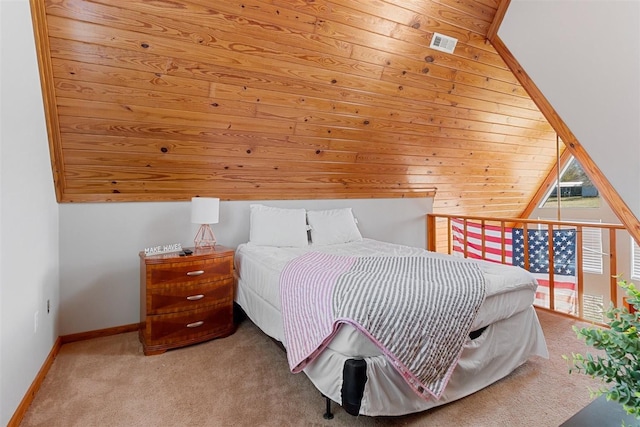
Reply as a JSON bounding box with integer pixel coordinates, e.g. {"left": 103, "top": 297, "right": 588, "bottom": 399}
{"left": 34, "top": 311, "right": 39, "bottom": 333}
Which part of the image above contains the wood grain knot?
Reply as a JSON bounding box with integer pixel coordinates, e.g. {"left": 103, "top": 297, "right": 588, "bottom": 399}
{"left": 425, "top": 56, "right": 434, "bottom": 63}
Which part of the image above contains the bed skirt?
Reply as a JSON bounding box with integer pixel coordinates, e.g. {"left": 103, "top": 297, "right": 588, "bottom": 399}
{"left": 236, "top": 277, "right": 548, "bottom": 416}
{"left": 303, "top": 306, "right": 547, "bottom": 416}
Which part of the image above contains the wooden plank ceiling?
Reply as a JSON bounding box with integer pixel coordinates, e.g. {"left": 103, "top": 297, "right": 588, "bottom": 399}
{"left": 32, "top": 0, "right": 560, "bottom": 218}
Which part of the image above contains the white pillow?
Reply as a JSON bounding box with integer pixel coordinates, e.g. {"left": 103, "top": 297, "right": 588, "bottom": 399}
{"left": 307, "top": 208, "right": 363, "bottom": 246}
{"left": 249, "top": 204, "right": 308, "bottom": 247}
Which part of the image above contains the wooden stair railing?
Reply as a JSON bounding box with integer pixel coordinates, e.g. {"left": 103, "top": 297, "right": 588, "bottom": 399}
{"left": 426, "top": 213, "right": 628, "bottom": 322}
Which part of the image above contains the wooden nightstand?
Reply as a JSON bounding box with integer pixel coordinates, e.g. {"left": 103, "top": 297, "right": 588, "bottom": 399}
{"left": 139, "top": 246, "right": 235, "bottom": 355}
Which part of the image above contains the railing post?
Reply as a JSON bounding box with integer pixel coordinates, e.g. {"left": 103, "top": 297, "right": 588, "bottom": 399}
{"left": 576, "top": 225, "right": 584, "bottom": 319}
{"left": 609, "top": 231, "right": 618, "bottom": 308}
{"left": 523, "top": 223, "right": 530, "bottom": 271}
{"left": 426, "top": 214, "right": 436, "bottom": 252}
{"left": 463, "top": 219, "right": 469, "bottom": 258}
{"left": 447, "top": 217, "right": 452, "bottom": 254}
{"left": 500, "top": 221, "right": 507, "bottom": 264}
{"left": 547, "top": 224, "right": 555, "bottom": 311}
{"left": 481, "top": 220, "right": 486, "bottom": 260}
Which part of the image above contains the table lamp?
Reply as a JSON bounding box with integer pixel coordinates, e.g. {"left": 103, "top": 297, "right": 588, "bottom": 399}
{"left": 191, "top": 197, "right": 219, "bottom": 248}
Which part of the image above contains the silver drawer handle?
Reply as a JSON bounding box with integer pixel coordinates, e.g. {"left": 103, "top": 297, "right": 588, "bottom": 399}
{"left": 186, "top": 270, "right": 205, "bottom": 276}
{"left": 186, "top": 321, "right": 204, "bottom": 328}
{"left": 186, "top": 294, "right": 205, "bottom": 301}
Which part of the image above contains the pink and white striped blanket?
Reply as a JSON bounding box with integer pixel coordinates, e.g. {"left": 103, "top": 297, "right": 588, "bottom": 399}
{"left": 280, "top": 251, "right": 486, "bottom": 400}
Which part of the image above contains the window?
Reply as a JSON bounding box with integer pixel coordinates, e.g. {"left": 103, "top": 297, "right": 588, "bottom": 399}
{"left": 582, "top": 225, "right": 603, "bottom": 274}
{"left": 631, "top": 238, "right": 640, "bottom": 281}
{"left": 540, "top": 156, "right": 600, "bottom": 208}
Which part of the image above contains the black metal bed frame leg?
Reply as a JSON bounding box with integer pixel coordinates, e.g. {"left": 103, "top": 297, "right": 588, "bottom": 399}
{"left": 341, "top": 358, "right": 367, "bottom": 416}
{"left": 322, "top": 394, "right": 334, "bottom": 420}
{"left": 320, "top": 358, "right": 367, "bottom": 419}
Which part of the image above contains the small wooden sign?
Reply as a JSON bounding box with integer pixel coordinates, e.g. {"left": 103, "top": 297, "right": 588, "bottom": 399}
{"left": 144, "top": 243, "right": 183, "bottom": 256}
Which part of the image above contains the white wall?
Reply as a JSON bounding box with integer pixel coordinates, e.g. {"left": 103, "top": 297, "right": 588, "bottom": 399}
{"left": 0, "top": 0, "right": 60, "bottom": 424}
{"left": 499, "top": 0, "right": 640, "bottom": 220}
{"left": 59, "top": 197, "right": 433, "bottom": 335}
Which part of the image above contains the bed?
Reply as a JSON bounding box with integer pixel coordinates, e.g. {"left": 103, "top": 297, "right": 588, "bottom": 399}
{"left": 233, "top": 205, "right": 549, "bottom": 417}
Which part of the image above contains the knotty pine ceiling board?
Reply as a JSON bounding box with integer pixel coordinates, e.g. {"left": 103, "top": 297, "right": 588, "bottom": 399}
{"left": 32, "top": 0, "right": 560, "bottom": 219}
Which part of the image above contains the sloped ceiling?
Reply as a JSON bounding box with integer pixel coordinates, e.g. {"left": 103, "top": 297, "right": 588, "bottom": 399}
{"left": 31, "top": 0, "right": 560, "bottom": 218}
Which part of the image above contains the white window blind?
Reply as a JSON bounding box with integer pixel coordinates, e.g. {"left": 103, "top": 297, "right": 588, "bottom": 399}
{"left": 582, "top": 293, "right": 604, "bottom": 323}
{"left": 632, "top": 238, "right": 640, "bottom": 280}
{"left": 581, "top": 226, "right": 603, "bottom": 274}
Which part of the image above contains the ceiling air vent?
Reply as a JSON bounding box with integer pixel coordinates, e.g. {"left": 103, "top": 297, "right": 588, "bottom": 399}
{"left": 430, "top": 32, "right": 458, "bottom": 54}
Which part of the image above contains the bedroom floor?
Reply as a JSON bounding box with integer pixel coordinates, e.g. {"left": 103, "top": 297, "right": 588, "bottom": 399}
{"left": 20, "top": 309, "right": 602, "bottom": 427}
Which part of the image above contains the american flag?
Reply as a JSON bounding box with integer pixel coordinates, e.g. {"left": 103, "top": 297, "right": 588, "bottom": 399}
{"left": 452, "top": 219, "right": 577, "bottom": 314}
{"left": 512, "top": 228, "right": 577, "bottom": 314}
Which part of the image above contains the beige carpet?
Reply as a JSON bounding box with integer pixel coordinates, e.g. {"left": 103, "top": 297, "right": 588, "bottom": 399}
{"left": 20, "top": 310, "right": 606, "bottom": 427}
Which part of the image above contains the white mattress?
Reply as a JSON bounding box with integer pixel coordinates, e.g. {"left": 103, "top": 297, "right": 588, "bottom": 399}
{"left": 235, "top": 238, "right": 537, "bottom": 350}
{"left": 234, "top": 238, "right": 548, "bottom": 416}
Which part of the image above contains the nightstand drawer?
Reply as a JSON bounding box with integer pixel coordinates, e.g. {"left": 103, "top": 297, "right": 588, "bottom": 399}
{"left": 144, "top": 304, "right": 233, "bottom": 345}
{"left": 148, "top": 255, "right": 233, "bottom": 286}
{"left": 148, "top": 277, "right": 233, "bottom": 315}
